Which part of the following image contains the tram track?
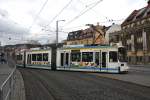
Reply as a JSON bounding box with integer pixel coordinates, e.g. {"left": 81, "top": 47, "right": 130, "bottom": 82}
{"left": 19, "top": 68, "right": 150, "bottom": 100}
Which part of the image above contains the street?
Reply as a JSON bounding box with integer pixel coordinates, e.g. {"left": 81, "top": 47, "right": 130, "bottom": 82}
{"left": 19, "top": 68, "right": 150, "bottom": 100}
{"left": 90, "top": 66, "right": 150, "bottom": 87}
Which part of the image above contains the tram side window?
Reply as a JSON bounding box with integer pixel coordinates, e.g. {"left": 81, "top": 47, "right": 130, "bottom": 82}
{"left": 71, "top": 52, "right": 80, "bottom": 62}
{"left": 37, "top": 54, "right": 42, "bottom": 61}
{"left": 109, "top": 51, "right": 117, "bottom": 62}
{"left": 17, "top": 55, "right": 22, "bottom": 60}
{"left": 43, "top": 53, "right": 48, "bottom": 61}
{"left": 82, "top": 52, "right": 93, "bottom": 62}
{"left": 32, "top": 54, "right": 36, "bottom": 61}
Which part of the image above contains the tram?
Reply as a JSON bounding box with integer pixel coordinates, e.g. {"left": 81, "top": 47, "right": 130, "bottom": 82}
{"left": 16, "top": 48, "right": 52, "bottom": 69}
{"left": 16, "top": 44, "right": 129, "bottom": 73}
{"left": 57, "top": 45, "right": 129, "bottom": 73}
{"left": 16, "top": 49, "right": 25, "bottom": 67}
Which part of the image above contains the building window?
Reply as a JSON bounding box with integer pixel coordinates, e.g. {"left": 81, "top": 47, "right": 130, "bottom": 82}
{"left": 137, "top": 21, "right": 141, "bottom": 25}
{"left": 149, "top": 56, "right": 150, "bottom": 62}
{"left": 141, "top": 19, "right": 146, "bottom": 24}
{"left": 87, "top": 40, "right": 89, "bottom": 44}
{"left": 128, "top": 56, "right": 131, "bottom": 62}
{"left": 136, "top": 56, "right": 143, "bottom": 62}
{"left": 136, "top": 56, "right": 139, "bottom": 62}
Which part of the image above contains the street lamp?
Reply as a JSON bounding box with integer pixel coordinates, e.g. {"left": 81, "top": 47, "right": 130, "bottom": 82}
{"left": 56, "top": 20, "right": 65, "bottom": 46}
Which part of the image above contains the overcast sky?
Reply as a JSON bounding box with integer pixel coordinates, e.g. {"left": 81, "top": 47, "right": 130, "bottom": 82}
{"left": 0, "top": 0, "right": 147, "bottom": 45}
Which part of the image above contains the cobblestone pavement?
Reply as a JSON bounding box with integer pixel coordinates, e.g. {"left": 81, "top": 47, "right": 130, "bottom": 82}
{"left": 19, "top": 68, "right": 150, "bottom": 100}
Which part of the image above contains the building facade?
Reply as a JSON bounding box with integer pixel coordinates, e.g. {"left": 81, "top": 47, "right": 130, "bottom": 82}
{"left": 66, "top": 24, "right": 106, "bottom": 45}
{"left": 105, "top": 23, "right": 121, "bottom": 44}
{"left": 120, "top": 1, "right": 150, "bottom": 64}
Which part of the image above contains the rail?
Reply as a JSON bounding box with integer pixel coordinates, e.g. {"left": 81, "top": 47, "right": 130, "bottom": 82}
{"left": 0, "top": 66, "right": 16, "bottom": 100}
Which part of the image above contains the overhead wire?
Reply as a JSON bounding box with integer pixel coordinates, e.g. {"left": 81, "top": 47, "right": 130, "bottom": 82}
{"left": 63, "top": 0, "right": 103, "bottom": 27}
{"left": 28, "top": 0, "right": 49, "bottom": 32}
{"left": 63, "top": 25, "right": 86, "bottom": 30}
{"left": 81, "top": 0, "right": 125, "bottom": 24}
{"left": 46, "top": 0, "right": 73, "bottom": 27}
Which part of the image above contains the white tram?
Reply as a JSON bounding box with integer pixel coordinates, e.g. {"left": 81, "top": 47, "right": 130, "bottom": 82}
{"left": 16, "top": 44, "right": 129, "bottom": 73}
{"left": 16, "top": 49, "right": 25, "bottom": 66}
{"left": 16, "top": 48, "right": 52, "bottom": 69}
{"left": 57, "top": 45, "right": 129, "bottom": 73}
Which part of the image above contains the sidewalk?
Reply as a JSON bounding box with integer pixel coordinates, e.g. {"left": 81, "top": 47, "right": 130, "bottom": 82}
{"left": 6, "top": 56, "right": 26, "bottom": 100}
{"left": 0, "top": 57, "right": 26, "bottom": 100}
{"left": 90, "top": 66, "right": 150, "bottom": 87}
{"left": 12, "top": 69, "right": 26, "bottom": 100}
{"left": 129, "top": 64, "right": 150, "bottom": 68}
{"left": 129, "top": 65, "right": 150, "bottom": 72}
{"left": 0, "top": 64, "right": 13, "bottom": 86}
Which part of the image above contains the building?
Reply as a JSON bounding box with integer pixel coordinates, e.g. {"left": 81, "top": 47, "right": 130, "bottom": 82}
{"left": 105, "top": 23, "right": 121, "bottom": 44}
{"left": 66, "top": 23, "right": 106, "bottom": 45}
{"left": 120, "top": 0, "right": 150, "bottom": 64}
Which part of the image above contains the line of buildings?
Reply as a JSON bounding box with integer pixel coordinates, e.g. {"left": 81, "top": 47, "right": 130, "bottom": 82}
{"left": 3, "top": 1, "right": 150, "bottom": 65}
{"left": 65, "top": 1, "right": 150, "bottom": 65}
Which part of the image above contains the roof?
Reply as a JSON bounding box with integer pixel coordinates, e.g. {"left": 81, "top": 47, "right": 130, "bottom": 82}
{"left": 66, "top": 24, "right": 106, "bottom": 41}
{"left": 122, "top": 2, "right": 150, "bottom": 26}
{"left": 106, "top": 24, "right": 121, "bottom": 34}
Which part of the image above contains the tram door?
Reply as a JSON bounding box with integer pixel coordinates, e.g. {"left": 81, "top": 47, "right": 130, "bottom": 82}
{"left": 27, "top": 54, "right": 31, "bottom": 64}
{"left": 60, "top": 53, "right": 64, "bottom": 66}
{"left": 65, "top": 53, "right": 69, "bottom": 66}
{"left": 95, "top": 52, "right": 100, "bottom": 67}
{"left": 102, "top": 52, "right": 107, "bottom": 68}
{"left": 60, "top": 52, "right": 69, "bottom": 67}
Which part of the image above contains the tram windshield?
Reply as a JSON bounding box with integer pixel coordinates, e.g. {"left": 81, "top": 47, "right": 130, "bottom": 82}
{"left": 118, "top": 47, "right": 127, "bottom": 62}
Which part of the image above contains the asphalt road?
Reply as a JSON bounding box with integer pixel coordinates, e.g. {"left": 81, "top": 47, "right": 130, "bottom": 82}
{"left": 19, "top": 68, "right": 150, "bottom": 100}
{"left": 90, "top": 66, "right": 150, "bottom": 87}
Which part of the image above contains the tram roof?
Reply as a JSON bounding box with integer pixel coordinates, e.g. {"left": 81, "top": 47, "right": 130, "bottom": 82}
{"left": 62, "top": 45, "right": 117, "bottom": 49}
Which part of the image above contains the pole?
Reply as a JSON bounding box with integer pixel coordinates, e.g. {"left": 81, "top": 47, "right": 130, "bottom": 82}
{"left": 56, "top": 21, "right": 59, "bottom": 46}
{"left": 52, "top": 20, "right": 65, "bottom": 70}
{"left": 23, "top": 51, "right": 26, "bottom": 68}
{"left": 56, "top": 20, "right": 65, "bottom": 46}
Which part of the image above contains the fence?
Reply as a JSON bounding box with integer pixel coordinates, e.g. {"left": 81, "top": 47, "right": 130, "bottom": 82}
{"left": 0, "top": 67, "right": 16, "bottom": 100}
